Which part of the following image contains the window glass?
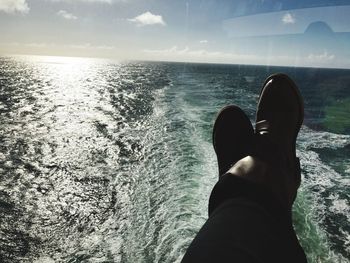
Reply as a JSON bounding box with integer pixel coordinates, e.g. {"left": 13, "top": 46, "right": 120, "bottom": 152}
{"left": 0, "top": 1, "right": 349, "bottom": 262}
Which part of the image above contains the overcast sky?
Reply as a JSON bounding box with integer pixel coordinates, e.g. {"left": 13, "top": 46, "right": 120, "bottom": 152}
{"left": 1, "top": 0, "right": 350, "bottom": 68}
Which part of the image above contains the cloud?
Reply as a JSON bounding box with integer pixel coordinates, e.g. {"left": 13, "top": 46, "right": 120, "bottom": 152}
{"left": 0, "top": 0, "right": 29, "bottom": 14}
{"left": 282, "top": 13, "right": 295, "bottom": 24}
{"left": 199, "top": 40, "right": 208, "bottom": 44}
{"left": 308, "top": 51, "right": 335, "bottom": 61}
{"left": 65, "top": 43, "right": 114, "bottom": 50}
{"left": 143, "top": 46, "right": 258, "bottom": 63}
{"left": 57, "top": 10, "right": 77, "bottom": 20}
{"left": 24, "top": 43, "right": 49, "bottom": 48}
{"left": 128, "top": 11, "right": 166, "bottom": 26}
{"left": 142, "top": 46, "right": 346, "bottom": 68}
{"left": 49, "top": 0, "right": 116, "bottom": 3}
{"left": 14, "top": 42, "right": 115, "bottom": 50}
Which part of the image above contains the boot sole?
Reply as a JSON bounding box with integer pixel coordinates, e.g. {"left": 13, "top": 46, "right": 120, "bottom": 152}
{"left": 213, "top": 105, "right": 254, "bottom": 175}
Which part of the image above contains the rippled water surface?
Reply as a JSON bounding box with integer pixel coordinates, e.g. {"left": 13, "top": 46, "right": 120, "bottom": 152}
{"left": 0, "top": 56, "right": 349, "bottom": 262}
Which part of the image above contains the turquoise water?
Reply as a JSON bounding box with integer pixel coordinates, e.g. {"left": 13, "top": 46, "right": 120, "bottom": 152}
{"left": 0, "top": 56, "right": 349, "bottom": 262}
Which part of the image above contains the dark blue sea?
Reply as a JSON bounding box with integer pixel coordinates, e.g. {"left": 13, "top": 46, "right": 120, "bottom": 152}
{"left": 0, "top": 56, "right": 349, "bottom": 262}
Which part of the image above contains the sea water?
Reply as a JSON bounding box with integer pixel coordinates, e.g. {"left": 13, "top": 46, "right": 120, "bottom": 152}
{"left": 0, "top": 56, "right": 349, "bottom": 262}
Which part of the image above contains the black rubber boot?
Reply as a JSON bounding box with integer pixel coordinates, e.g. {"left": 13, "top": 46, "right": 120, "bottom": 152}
{"left": 255, "top": 73, "right": 304, "bottom": 207}
{"left": 213, "top": 105, "right": 254, "bottom": 176}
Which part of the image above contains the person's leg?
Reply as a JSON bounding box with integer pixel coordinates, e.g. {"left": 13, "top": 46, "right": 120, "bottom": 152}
{"left": 182, "top": 157, "right": 306, "bottom": 263}
{"left": 182, "top": 74, "right": 307, "bottom": 263}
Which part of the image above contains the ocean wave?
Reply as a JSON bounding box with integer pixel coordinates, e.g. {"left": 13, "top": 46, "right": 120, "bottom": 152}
{"left": 295, "top": 126, "right": 350, "bottom": 261}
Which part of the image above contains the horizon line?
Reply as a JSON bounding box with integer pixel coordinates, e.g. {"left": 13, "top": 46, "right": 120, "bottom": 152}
{"left": 1, "top": 53, "right": 350, "bottom": 71}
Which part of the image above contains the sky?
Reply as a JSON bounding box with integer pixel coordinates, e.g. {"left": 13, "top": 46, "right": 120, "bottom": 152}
{"left": 1, "top": 0, "right": 350, "bottom": 68}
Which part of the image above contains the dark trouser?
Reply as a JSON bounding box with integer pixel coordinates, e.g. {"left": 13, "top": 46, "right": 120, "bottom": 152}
{"left": 182, "top": 174, "right": 307, "bottom": 263}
